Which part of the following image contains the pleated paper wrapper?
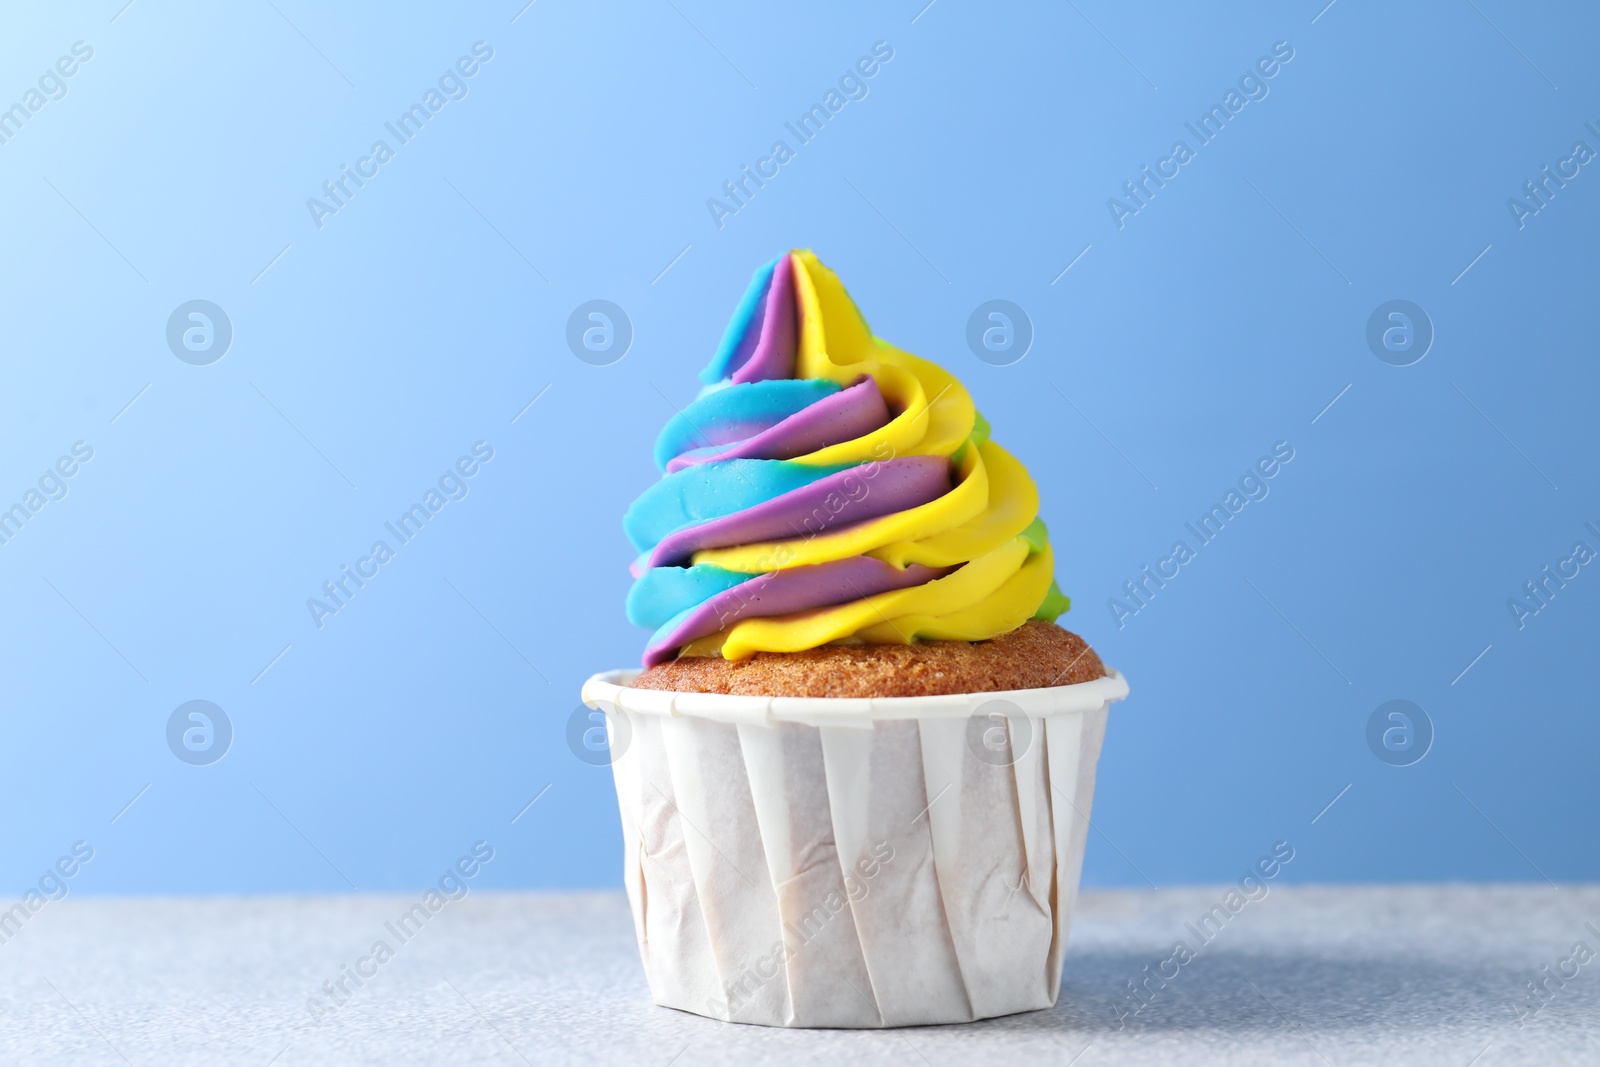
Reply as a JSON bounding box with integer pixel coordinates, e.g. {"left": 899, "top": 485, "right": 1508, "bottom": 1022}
{"left": 581, "top": 669, "right": 1128, "bottom": 1028}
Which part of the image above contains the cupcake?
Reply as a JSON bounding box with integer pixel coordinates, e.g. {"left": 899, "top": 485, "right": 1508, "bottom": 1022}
{"left": 582, "top": 250, "right": 1128, "bottom": 1027}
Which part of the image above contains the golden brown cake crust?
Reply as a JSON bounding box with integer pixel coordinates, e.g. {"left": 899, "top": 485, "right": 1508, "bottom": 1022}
{"left": 629, "top": 620, "right": 1104, "bottom": 698}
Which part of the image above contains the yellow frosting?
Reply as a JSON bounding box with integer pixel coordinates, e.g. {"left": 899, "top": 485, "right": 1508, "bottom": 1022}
{"left": 670, "top": 250, "right": 1068, "bottom": 660}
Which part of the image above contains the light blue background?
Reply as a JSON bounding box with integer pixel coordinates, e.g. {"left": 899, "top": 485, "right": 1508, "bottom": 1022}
{"left": 2, "top": 0, "right": 1595, "bottom": 898}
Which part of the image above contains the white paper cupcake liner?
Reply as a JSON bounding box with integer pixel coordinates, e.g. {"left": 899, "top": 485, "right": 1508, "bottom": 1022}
{"left": 581, "top": 668, "right": 1129, "bottom": 1028}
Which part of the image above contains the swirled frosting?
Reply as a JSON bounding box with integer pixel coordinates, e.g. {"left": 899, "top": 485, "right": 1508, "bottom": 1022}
{"left": 625, "top": 250, "right": 1069, "bottom": 666}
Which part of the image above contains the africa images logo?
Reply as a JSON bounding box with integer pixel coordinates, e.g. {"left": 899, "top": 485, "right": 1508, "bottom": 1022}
{"left": 166, "top": 701, "right": 233, "bottom": 766}
{"left": 0, "top": 40, "right": 94, "bottom": 148}
{"left": 705, "top": 41, "right": 895, "bottom": 229}
{"left": 306, "top": 442, "right": 495, "bottom": 629}
{"left": 166, "top": 300, "right": 233, "bottom": 365}
{"left": 1106, "top": 41, "right": 1295, "bottom": 229}
{"left": 306, "top": 42, "right": 495, "bottom": 230}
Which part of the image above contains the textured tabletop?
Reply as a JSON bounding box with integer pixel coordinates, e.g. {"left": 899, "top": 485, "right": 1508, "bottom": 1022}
{"left": 2, "top": 886, "right": 1595, "bottom": 1066}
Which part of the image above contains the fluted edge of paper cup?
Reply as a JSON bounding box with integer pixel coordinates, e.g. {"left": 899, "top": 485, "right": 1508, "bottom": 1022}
{"left": 583, "top": 667, "right": 1129, "bottom": 1028}
{"left": 581, "top": 667, "right": 1128, "bottom": 725}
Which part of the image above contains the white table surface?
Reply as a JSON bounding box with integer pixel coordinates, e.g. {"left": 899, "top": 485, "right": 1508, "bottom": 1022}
{"left": 2, "top": 885, "right": 1595, "bottom": 1065}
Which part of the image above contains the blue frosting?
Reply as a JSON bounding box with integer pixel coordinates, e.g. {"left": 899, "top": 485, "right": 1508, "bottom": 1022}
{"left": 700, "top": 256, "right": 779, "bottom": 384}
{"left": 622, "top": 458, "right": 850, "bottom": 554}
{"left": 646, "top": 605, "right": 698, "bottom": 656}
{"left": 653, "top": 379, "right": 841, "bottom": 470}
{"left": 626, "top": 564, "right": 753, "bottom": 628}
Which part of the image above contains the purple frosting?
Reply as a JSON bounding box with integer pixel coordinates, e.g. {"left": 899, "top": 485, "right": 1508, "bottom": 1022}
{"left": 665, "top": 376, "right": 892, "bottom": 472}
{"left": 645, "top": 456, "right": 951, "bottom": 569}
{"left": 643, "top": 556, "right": 949, "bottom": 665}
{"left": 729, "top": 252, "right": 796, "bottom": 383}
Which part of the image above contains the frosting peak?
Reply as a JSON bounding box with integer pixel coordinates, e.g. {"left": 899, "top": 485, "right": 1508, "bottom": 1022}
{"left": 625, "top": 250, "right": 1069, "bottom": 666}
